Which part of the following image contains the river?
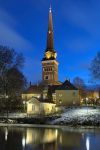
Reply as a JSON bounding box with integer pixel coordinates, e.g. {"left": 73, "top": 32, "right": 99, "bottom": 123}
{"left": 0, "top": 126, "right": 100, "bottom": 150}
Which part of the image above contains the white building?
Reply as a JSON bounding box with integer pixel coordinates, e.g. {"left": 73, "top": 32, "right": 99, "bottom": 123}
{"left": 27, "top": 97, "right": 56, "bottom": 115}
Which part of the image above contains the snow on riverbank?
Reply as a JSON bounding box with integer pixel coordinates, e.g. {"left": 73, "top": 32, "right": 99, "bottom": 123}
{"left": 0, "top": 113, "right": 27, "bottom": 118}
{"left": 51, "top": 107, "right": 100, "bottom": 125}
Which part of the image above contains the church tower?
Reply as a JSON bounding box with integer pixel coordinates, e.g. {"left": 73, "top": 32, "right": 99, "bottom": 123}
{"left": 42, "top": 6, "right": 58, "bottom": 85}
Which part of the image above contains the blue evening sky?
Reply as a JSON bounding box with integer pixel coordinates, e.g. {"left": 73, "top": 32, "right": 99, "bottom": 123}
{"left": 0, "top": 0, "right": 100, "bottom": 84}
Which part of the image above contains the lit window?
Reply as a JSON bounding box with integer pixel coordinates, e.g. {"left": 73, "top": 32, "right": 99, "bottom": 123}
{"left": 73, "top": 92, "right": 76, "bottom": 96}
{"left": 49, "top": 30, "right": 51, "bottom": 34}
{"left": 59, "top": 99, "right": 62, "bottom": 104}
{"left": 32, "top": 105, "right": 35, "bottom": 111}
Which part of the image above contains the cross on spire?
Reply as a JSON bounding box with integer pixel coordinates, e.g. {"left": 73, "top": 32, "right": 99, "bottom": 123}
{"left": 49, "top": 4, "right": 52, "bottom": 13}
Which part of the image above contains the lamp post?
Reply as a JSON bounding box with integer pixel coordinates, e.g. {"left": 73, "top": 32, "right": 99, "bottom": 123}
{"left": 6, "top": 95, "right": 9, "bottom": 121}
{"left": 4, "top": 80, "right": 9, "bottom": 122}
{"left": 86, "top": 97, "right": 89, "bottom": 114}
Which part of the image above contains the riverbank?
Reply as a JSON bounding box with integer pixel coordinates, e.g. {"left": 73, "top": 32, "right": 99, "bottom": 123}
{"left": 0, "top": 123, "right": 100, "bottom": 131}
{"left": 51, "top": 107, "right": 100, "bottom": 126}
{"left": 0, "top": 107, "right": 100, "bottom": 126}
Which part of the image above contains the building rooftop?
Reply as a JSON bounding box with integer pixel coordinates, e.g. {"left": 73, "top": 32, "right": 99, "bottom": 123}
{"left": 27, "top": 96, "right": 55, "bottom": 104}
{"left": 23, "top": 85, "right": 43, "bottom": 94}
{"left": 56, "top": 80, "right": 78, "bottom": 90}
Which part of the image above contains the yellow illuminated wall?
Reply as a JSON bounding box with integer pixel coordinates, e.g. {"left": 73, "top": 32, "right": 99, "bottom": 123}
{"left": 27, "top": 101, "right": 56, "bottom": 115}
{"left": 22, "top": 93, "right": 41, "bottom": 101}
{"left": 56, "top": 90, "right": 80, "bottom": 106}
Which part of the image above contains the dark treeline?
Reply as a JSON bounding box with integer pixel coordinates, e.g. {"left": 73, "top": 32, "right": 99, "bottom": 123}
{"left": 0, "top": 45, "right": 27, "bottom": 112}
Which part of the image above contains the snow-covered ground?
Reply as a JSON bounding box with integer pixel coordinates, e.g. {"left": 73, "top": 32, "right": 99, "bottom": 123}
{"left": 0, "top": 113, "right": 27, "bottom": 118}
{"left": 51, "top": 107, "right": 100, "bottom": 125}
{"left": 0, "top": 107, "right": 100, "bottom": 126}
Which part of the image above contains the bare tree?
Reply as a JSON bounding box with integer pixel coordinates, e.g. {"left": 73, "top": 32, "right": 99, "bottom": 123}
{"left": 73, "top": 77, "right": 87, "bottom": 99}
{"left": 89, "top": 51, "right": 100, "bottom": 98}
{"left": 0, "top": 45, "right": 27, "bottom": 115}
{"left": 90, "top": 51, "right": 100, "bottom": 81}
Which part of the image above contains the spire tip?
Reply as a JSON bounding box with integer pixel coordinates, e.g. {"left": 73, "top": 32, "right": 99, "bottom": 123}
{"left": 49, "top": 4, "right": 52, "bottom": 13}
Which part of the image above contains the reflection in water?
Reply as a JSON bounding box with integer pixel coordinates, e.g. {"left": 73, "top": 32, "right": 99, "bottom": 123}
{"left": 0, "top": 127, "right": 100, "bottom": 150}
{"left": 25, "top": 128, "right": 58, "bottom": 144}
{"left": 86, "top": 137, "right": 90, "bottom": 150}
{"left": 22, "top": 136, "right": 26, "bottom": 148}
{"left": 5, "top": 127, "right": 8, "bottom": 141}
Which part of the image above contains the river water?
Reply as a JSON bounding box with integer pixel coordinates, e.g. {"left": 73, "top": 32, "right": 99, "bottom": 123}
{"left": 0, "top": 126, "right": 100, "bottom": 150}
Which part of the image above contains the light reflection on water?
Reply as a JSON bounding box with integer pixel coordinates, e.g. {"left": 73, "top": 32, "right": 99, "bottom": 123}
{"left": 86, "top": 137, "right": 90, "bottom": 150}
{"left": 0, "top": 127, "right": 100, "bottom": 150}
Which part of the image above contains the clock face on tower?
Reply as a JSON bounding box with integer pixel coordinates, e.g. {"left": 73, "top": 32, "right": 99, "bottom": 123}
{"left": 45, "top": 51, "right": 51, "bottom": 59}
{"left": 45, "top": 51, "right": 57, "bottom": 59}
{"left": 53, "top": 52, "right": 57, "bottom": 58}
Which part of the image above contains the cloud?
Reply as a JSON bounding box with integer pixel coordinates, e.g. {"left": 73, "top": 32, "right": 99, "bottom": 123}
{"left": 0, "top": 8, "right": 38, "bottom": 82}
{"left": 67, "top": 38, "right": 92, "bottom": 51}
{"left": 0, "top": 8, "right": 33, "bottom": 52}
{"left": 61, "top": 0, "right": 100, "bottom": 52}
{"left": 63, "top": 0, "right": 100, "bottom": 37}
{"left": 0, "top": 8, "right": 17, "bottom": 27}
{"left": 0, "top": 22, "right": 33, "bottom": 51}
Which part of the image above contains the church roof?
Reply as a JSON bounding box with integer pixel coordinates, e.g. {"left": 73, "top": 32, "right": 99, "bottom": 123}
{"left": 27, "top": 97, "right": 55, "bottom": 104}
{"left": 42, "top": 6, "right": 57, "bottom": 61}
{"left": 46, "top": 6, "right": 54, "bottom": 52}
{"left": 48, "top": 84, "right": 61, "bottom": 93}
{"left": 56, "top": 80, "right": 78, "bottom": 90}
{"left": 23, "top": 85, "right": 43, "bottom": 94}
{"left": 28, "top": 97, "right": 40, "bottom": 104}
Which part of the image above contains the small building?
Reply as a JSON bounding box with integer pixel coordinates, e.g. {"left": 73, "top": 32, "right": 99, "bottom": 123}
{"left": 87, "top": 89, "right": 100, "bottom": 99}
{"left": 56, "top": 80, "right": 80, "bottom": 106}
{"left": 27, "top": 97, "right": 56, "bottom": 115}
{"left": 93, "top": 90, "right": 100, "bottom": 99}
{"left": 27, "top": 97, "right": 40, "bottom": 115}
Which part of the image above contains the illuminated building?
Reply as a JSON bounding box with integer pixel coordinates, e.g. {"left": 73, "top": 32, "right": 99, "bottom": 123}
{"left": 22, "top": 6, "right": 79, "bottom": 110}
{"left": 42, "top": 6, "right": 60, "bottom": 85}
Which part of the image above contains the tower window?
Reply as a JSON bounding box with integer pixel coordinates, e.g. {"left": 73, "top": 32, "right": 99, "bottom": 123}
{"left": 45, "top": 76, "right": 48, "bottom": 80}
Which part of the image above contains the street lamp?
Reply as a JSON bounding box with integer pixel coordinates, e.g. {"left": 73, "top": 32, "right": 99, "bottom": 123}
{"left": 5, "top": 94, "right": 9, "bottom": 122}
{"left": 86, "top": 97, "right": 89, "bottom": 114}
{"left": 86, "top": 97, "right": 88, "bottom": 105}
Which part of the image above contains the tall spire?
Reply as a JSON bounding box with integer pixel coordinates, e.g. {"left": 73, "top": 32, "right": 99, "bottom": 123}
{"left": 46, "top": 5, "right": 54, "bottom": 51}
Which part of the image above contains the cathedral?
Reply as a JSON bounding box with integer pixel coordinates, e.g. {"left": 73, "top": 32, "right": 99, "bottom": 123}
{"left": 22, "top": 6, "right": 79, "bottom": 115}
{"left": 42, "top": 6, "right": 61, "bottom": 85}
